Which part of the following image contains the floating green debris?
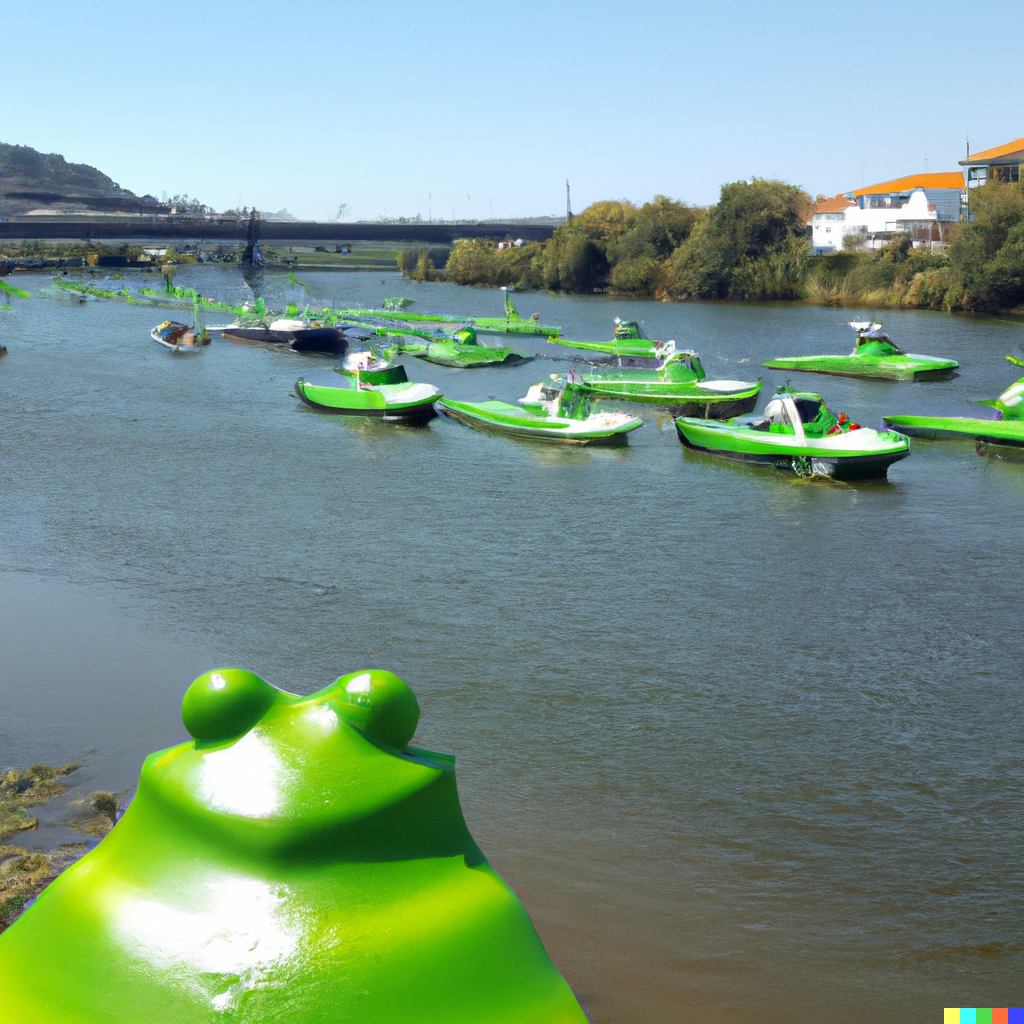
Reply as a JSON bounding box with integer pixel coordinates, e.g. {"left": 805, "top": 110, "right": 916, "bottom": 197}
{"left": 0, "top": 280, "right": 30, "bottom": 301}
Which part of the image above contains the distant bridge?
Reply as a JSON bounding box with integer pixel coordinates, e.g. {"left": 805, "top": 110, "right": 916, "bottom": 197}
{"left": 0, "top": 216, "right": 558, "bottom": 246}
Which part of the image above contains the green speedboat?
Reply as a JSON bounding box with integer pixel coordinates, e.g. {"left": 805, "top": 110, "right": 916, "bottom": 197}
{"left": 295, "top": 367, "right": 441, "bottom": 423}
{"left": 883, "top": 357, "right": 1024, "bottom": 446}
{"left": 436, "top": 380, "right": 643, "bottom": 445}
{"left": 548, "top": 318, "right": 667, "bottom": 359}
{"left": 676, "top": 387, "right": 910, "bottom": 479}
{"left": 391, "top": 326, "right": 532, "bottom": 368}
{"left": 575, "top": 350, "right": 761, "bottom": 416}
{"left": 763, "top": 321, "right": 959, "bottom": 381}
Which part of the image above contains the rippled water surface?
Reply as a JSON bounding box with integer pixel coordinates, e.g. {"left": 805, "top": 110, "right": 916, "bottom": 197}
{"left": 2, "top": 269, "right": 1022, "bottom": 1022}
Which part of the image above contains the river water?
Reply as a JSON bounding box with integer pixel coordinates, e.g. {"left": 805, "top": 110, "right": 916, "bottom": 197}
{"left": 1, "top": 269, "right": 1022, "bottom": 1022}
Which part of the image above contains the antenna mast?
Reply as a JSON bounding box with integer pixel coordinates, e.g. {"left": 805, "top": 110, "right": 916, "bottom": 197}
{"left": 566, "top": 179, "right": 573, "bottom": 223}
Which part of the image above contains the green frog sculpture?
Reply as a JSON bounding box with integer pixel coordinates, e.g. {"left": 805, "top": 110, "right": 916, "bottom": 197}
{"left": 0, "top": 668, "right": 587, "bottom": 1024}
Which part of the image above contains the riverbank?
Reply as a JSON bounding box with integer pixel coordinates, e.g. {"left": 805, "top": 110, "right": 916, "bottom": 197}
{"left": 424, "top": 180, "right": 1024, "bottom": 317}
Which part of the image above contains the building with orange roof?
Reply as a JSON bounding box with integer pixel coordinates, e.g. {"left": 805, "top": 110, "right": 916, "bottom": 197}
{"left": 811, "top": 173, "right": 963, "bottom": 253}
{"left": 960, "top": 137, "right": 1024, "bottom": 188}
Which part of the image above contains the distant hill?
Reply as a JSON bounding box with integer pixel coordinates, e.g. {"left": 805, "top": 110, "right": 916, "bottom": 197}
{"left": 0, "top": 142, "right": 165, "bottom": 215}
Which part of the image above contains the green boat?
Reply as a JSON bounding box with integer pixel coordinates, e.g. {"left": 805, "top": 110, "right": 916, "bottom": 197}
{"left": 547, "top": 318, "right": 667, "bottom": 359}
{"left": 762, "top": 321, "right": 959, "bottom": 380}
{"left": 882, "top": 357, "right": 1024, "bottom": 446}
{"left": 676, "top": 387, "right": 910, "bottom": 479}
{"left": 574, "top": 350, "right": 761, "bottom": 416}
{"left": 334, "top": 291, "right": 560, "bottom": 339}
{"left": 436, "top": 379, "right": 644, "bottom": 444}
{"left": 295, "top": 367, "right": 440, "bottom": 422}
{"left": 0, "top": 667, "right": 588, "bottom": 1023}
{"left": 389, "top": 326, "right": 532, "bottom": 368}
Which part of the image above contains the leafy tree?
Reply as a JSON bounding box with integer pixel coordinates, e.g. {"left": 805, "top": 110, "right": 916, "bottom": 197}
{"left": 670, "top": 179, "right": 809, "bottom": 298}
{"left": 948, "top": 182, "right": 1024, "bottom": 310}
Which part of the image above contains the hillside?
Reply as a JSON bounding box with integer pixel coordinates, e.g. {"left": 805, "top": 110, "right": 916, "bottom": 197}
{"left": 0, "top": 142, "right": 163, "bottom": 215}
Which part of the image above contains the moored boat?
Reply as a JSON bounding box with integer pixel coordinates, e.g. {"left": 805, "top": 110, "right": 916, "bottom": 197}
{"left": 435, "top": 379, "right": 644, "bottom": 445}
{"left": 762, "top": 321, "right": 958, "bottom": 380}
{"left": 295, "top": 369, "right": 440, "bottom": 423}
{"left": 676, "top": 387, "right": 910, "bottom": 479}
{"left": 575, "top": 349, "right": 761, "bottom": 416}
{"left": 150, "top": 320, "right": 210, "bottom": 352}
{"left": 882, "top": 358, "right": 1024, "bottom": 446}
{"left": 547, "top": 318, "right": 667, "bottom": 359}
{"left": 404, "top": 326, "right": 532, "bottom": 368}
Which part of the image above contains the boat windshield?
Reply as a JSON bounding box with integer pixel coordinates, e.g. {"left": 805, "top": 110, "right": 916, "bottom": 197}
{"left": 614, "top": 320, "right": 646, "bottom": 341}
{"left": 793, "top": 398, "right": 822, "bottom": 423}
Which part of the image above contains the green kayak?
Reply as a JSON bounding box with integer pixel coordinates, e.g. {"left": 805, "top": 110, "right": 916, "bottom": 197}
{"left": 436, "top": 380, "right": 643, "bottom": 445}
{"left": 763, "top": 321, "right": 959, "bottom": 380}
{"left": 295, "top": 369, "right": 440, "bottom": 422}
{"left": 575, "top": 350, "right": 761, "bottom": 416}
{"left": 548, "top": 318, "right": 668, "bottom": 359}
{"left": 677, "top": 386, "right": 910, "bottom": 479}
{"left": 0, "top": 668, "right": 587, "bottom": 1023}
{"left": 883, "top": 359, "right": 1024, "bottom": 445}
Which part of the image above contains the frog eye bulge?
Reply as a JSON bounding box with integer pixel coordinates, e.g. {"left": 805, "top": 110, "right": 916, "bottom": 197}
{"left": 181, "top": 669, "right": 278, "bottom": 741}
{"left": 334, "top": 669, "right": 420, "bottom": 750}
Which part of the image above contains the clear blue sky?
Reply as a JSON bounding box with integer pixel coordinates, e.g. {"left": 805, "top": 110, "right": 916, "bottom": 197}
{"left": 4, "top": 0, "right": 1020, "bottom": 220}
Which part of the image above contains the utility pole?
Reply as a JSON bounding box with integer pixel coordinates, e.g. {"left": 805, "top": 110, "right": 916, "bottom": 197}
{"left": 566, "top": 179, "right": 573, "bottom": 222}
{"left": 429, "top": 193, "right": 432, "bottom": 224}
{"left": 965, "top": 136, "right": 970, "bottom": 223}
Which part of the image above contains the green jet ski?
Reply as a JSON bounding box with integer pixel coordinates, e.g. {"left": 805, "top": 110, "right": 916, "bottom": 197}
{"left": 548, "top": 318, "right": 667, "bottom": 359}
{"left": 883, "top": 356, "right": 1024, "bottom": 446}
{"left": 573, "top": 348, "right": 761, "bottom": 416}
{"left": 0, "top": 668, "right": 588, "bottom": 1023}
{"left": 676, "top": 386, "right": 910, "bottom": 479}
{"left": 762, "top": 321, "right": 959, "bottom": 381}
{"left": 295, "top": 363, "right": 441, "bottom": 422}
{"left": 390, "top": 326, "right": 532, "bottom": 368}
{"left": 436, "top": 378, "right": 644, "bottom": 444}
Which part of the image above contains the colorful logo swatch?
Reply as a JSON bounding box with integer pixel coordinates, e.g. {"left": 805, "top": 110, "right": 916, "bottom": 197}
{"left": 945, "top": 1010, "right": 1022, "bottom": 1023}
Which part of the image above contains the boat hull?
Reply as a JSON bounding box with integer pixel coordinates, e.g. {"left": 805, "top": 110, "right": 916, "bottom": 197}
{"left": 416, "top": 347, "right": 532, "bottom": 369}
{"left": 882, "top": 414, "right": 1024, "bottom": 446}
{"left": 295, "top": 378, "right": 439, "bottom": 423}
{"left": 762, "top": 355, "right": 958, "bottom": 381}
{"left": 436, "top": 399, "right": 642, "bottom": 445}
{"left": 580, "top": 380, "right": 760, "bottom": 416}
{"left": 675, "top": 419, "right": 910, "bottom": 479}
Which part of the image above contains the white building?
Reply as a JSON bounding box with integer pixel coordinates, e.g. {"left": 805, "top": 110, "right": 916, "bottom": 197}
{"left": 811, "top": 173, "right": 964, "bottom": 254}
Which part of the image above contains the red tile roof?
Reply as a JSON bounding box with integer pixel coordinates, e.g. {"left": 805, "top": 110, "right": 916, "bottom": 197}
{"left": 814, "top": 195, "right": 857, "bottom": 214}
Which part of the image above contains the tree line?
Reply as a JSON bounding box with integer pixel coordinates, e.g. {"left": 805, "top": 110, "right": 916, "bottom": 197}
{"left": 419, "top": 179, "right": 1024, "bottom": 313}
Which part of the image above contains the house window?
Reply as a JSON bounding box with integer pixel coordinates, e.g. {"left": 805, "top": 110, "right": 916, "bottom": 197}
{"left": 990, "top": 164, "right": 1020, "bottom": 183}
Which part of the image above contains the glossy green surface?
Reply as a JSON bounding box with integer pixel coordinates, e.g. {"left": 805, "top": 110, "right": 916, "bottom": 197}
{"left": 762, "top": 343, "right": 958, "bottom": 380}
{"left": 0, "top": 669, "right": 586, "bottom": 1024}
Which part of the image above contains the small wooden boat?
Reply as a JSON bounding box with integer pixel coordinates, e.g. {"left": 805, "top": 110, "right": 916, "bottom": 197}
{"left": 151, "top": 321, "right": 210, "bottom": 353}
